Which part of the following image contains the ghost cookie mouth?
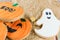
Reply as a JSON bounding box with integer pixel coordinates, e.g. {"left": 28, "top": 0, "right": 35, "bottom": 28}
{"left": 47, "top": 17, "right": 51, "bottom": 19}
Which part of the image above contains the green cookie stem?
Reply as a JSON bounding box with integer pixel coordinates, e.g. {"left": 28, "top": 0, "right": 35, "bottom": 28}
{"left": 13, "top": 3, "right": 18, "bottom": 6}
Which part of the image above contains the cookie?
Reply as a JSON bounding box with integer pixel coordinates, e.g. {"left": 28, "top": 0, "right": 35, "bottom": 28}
{"left": 0, "top": 2, "right": 24, "bottom": 22}
{"left": 0, "top": 21, "right": 7, "bottom": 40}
{"left": 28, "top": 0, "right": 60, "bottom": 38}
{"left": 5, "top": 18, "right": 32, "bottom": 40}
{"left": 34, "top": 8, "right": 60, "bottom": 38}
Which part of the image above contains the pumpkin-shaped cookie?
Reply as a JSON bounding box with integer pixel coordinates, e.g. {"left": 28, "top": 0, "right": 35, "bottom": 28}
{"left": 0, "top": 21, "right": 7, "bottom": 40}
{"left": 0, "top": 2, "right": 24, "bottom": 22}
{"left": 5, "top": 18, "right": 32, "bottom": 40}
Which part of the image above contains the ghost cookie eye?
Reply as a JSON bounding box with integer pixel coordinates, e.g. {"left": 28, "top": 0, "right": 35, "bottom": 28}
{"left": 46, "top": 12, "right": 48, "bottom": 15}
{"left": 49, "top": 12, "right": 51, "bottom": 15}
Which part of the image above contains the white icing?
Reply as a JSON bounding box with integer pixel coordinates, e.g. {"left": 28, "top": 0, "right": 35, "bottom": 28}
{"left": 34, "top": 8, "right": 60, "bottom": 37}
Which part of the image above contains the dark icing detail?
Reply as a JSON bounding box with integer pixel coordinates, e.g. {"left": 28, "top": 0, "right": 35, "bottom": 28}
{"left": 47, "top": 17, "right": 51, "bottom": 19}
{"left": 10, "top": 22, "right": 13, "bottom": 23}
{"left": 16, "top": 23, "right": 22, "bottom": 28}
{"left": 46, "top": 12, "right": 48, "bottom": 15}
{"left": 56, "top": 36, "right": 58, "bottom": 40}
{"left": 7, "top": 26, "right": 16, "bottom": 33}
{"left": 6, "top": 36, "right": 12, "bottom": 40}
{"left": 0, "top": 6, "right": 15, "bottom": 12}
{"left": 3, "top": 23, "right": 6, "bottom": 25}
{"left": 9, "top": 8, "right": 15, "bottom": 12}
{"left": 0, "top": 6, "right": 6, "bottom": 9}
{"left": 21, "top": 18, "right": 26, "bottom": 22}
{"left": 49, "top": 12, "right": 51, "bottom": 15}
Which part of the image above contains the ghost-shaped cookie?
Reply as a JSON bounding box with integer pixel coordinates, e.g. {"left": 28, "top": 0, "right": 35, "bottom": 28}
{"left": 34, "top": 8, "right": 60, "bottom": 38}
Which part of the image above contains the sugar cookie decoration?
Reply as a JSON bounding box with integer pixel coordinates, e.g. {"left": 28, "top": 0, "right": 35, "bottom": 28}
{"left": 5, "top": 18, "right": 32, "bottom": 40}
{"left": 34, "top": 8, "right": 60, "bottom": 38}
{"left": 0, "top": 2, "right": 24, "bottom": 22}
